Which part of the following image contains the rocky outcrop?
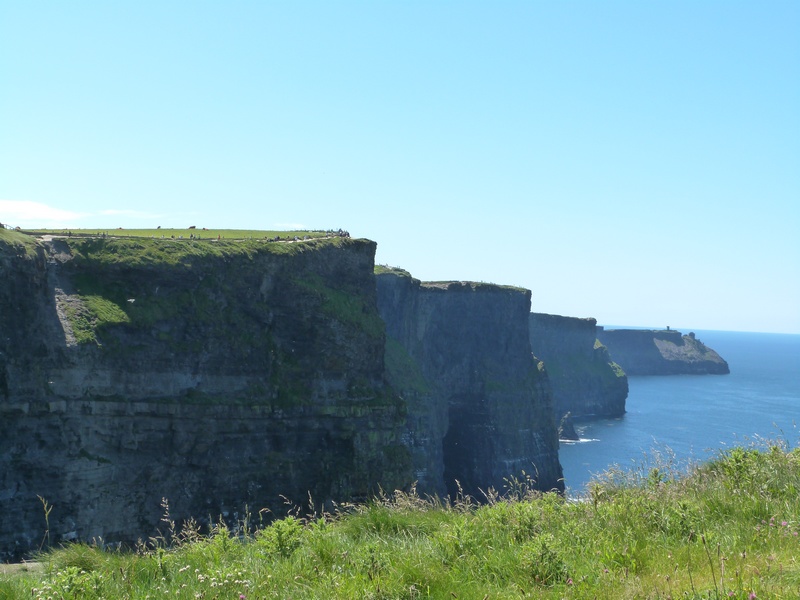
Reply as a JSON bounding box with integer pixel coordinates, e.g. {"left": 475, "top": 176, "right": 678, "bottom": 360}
{"left": 596, "top": 327, "right": 730, "bottom": 375}
{"left": 0, "top": 231, "right": 410, "bottom": 560}
{"left": 529, "top": 313, "right": 627, "bottom": 420}
{"left": 376, "top": 268, "right": 564, "bottom": 499}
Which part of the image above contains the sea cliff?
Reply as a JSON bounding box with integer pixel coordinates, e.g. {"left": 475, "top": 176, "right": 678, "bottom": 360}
{"left": 376, "top": 268, "right": 564, "bottom": 499}
{"left": 529, "top": 313, "right": 627, "bottom": 420}
{"left": 0, "top": 230, "right": 410, "bottom": 560}
{"left": 596, "top": 327, "right": 730, "bottom": 375}
{"left": 1, "top": 230, "right": 565, "bottom": 561}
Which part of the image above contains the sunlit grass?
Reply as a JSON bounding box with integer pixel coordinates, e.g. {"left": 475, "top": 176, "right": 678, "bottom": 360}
{"left": 0, "top": 227, "right": 40, "bottom": 258}
{"left": 19, "top": 227, "right": 335, "bottom": 240}
{"left": 3, "top": 442, "right": 799, "bottom": 599}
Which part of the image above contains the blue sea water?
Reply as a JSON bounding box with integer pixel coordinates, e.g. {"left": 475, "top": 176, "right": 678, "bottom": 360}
{"left": 558, "top": 330, "right": 800, "bottom": 495}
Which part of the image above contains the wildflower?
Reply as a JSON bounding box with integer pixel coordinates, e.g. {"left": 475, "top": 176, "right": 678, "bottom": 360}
{"left": 749, "top": 592, "right": 757, "bottom": 599}
{"left": 782, "top": 521, "right": 788, "bottom": 527}
{"left": 240, "top": 595, "right": 247, "bottom": 600}
{"left": 566, "top": 578, "right": 573, "bottom": 585}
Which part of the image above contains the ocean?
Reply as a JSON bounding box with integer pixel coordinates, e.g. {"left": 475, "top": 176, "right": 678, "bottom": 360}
{"left": 558, "top": 330, "right": 800, "bottom": 495}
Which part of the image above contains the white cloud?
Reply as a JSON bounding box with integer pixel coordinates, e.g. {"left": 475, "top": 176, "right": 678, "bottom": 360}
{"left": 0, "top": 200, "right": 88, "bottom": 227}
{"left": 0, "top": 200, "right": 174, "bottom": 229}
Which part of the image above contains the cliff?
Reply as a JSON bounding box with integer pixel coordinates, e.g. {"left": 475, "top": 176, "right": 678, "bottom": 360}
{"left": 376, "top": 268, "right": 564, "bottom": 499}
{"left": 529, "top": 313, "right": 627, "bottom": 420}
{"left": 0, "top": 230, "right": 410, "bottom": 560}
{"left": 596, "top": 327, "right": 730, "bottom": 375}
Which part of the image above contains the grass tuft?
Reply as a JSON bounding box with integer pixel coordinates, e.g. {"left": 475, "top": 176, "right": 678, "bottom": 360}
{"left": 4, "top": 442, "right": 800, "bottom": 598}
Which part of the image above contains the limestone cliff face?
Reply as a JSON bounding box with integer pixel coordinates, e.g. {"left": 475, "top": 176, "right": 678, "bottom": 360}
{"left": 0, "top": 231, "right": 410, "bottom": 560}
{"left": 376, "top": 270, "right": 564, "bottom": 499}
{"left": 596, "top": 328, "right": 730, "bottom": 375}
{"left": 529, "top": 313, "right": 627, "bottom": 420}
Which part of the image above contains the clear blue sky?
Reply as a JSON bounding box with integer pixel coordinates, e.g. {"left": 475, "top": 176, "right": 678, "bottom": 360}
{"left": 2, "top": 1, "right": 798, "bottom": 334}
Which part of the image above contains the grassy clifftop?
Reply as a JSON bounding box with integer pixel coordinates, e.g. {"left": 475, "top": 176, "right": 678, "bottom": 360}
{"left": 20, "top": 227, "right": 334, "bottom": 240}
{"left": 61, "top": 231, "right": 354, "bottom": 267}
{"left": 41, "top": 233, "right": 372, "bottom": 347}
{"left": 0, "top": 228, "right": 40, "bottom": 258}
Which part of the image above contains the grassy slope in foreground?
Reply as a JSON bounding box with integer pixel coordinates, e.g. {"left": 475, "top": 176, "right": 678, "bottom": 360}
{"left": 3, "top": 443, "right": 799, "bottom": 599}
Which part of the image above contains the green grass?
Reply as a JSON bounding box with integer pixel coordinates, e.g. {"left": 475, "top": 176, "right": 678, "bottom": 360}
{"left": 384, "top": 336, "right": 431, "bottom": 394}
{"left": 293, "top": 272, "right": 386, "bottom": 341}
{"left": 543, "top": 352, "right": 621, "bottom": 381}
{"left": 59, "top": 232, "right": 347, "bottom": 268}
{"left": 12, "top": 229, "right": 349, "bottom": 269}
{"left": 541, "top": 341, "right": 626, "bottom": 383}
{"left": 36, "top": 231, "right": 359, "bottom": 346}
{"left": 65, "top": 295, "right": 131, "bottom": 345}
{"left": 375, "top": 265, "right": 414, "bottom": 278}
{"left": 4, "top": 442, "right": 799, "bottom": 599}
{"left": 0, "top": 227, "right": 39, "bottom": 258}
{"left": 20, "top": 227, "right": 334, "bottom": 241}
{"left": 421, "top": 280, "right": 529, "bottom": 293}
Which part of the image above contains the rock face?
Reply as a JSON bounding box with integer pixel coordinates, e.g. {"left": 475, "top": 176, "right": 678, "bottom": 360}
{"left": 0, "top": 231, "right": 410, "bottom": 560}
{"left": 596, "top": 327, "right": 730, "bottom": 375}
{"left": 376, "top": 269, "right": 564, "bottom": 499}
{"left": 1, "top": 230, "right": 567, "bottom": 560}
{"left": 529, "top": 313, "right": 627, "bottom": 420}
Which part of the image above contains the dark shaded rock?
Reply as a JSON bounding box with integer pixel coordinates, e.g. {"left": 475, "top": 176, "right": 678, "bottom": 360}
{"left": 529, "top": 313, "right": 628, "bottom": 419}
{"left": 0, "top": 231, "right": 410, "bottom": 560}
{"left": 376, "top": 269, "right": 564, "bottom": 499}
{"left": 557, "top": 412, "right": 580, "bottom": 441}
{"left": 596, "top": 327, "right": 730, "bottom": 375}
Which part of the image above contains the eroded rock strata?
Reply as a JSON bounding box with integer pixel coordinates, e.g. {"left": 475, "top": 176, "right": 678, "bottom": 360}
{"left": 1, "top": 230, "right": 565, "bottom": 561}
{"left": 529, "top": 313, "right": 628, "bottom": 420}
{"left": 376, "top": 268, "right": 564, "bottom": 500}
{"left": 0, "top": 231, "right": 410, "bottom": 560}
{"left": 596, "top": 327, "right": 730, "bottom": 375}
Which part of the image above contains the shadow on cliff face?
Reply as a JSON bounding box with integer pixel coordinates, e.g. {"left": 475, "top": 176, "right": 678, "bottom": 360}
{"left": 0, "top": 236, "right": 415, "bottom": 561}
{"left": 0, "top": 359, "right": 8, "bottom": 400}
{"left": 441, "top": 394, "right": 492, "bottom": 500}
{"left": 375, "top": 271, "right": 565, "bottom": 501}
